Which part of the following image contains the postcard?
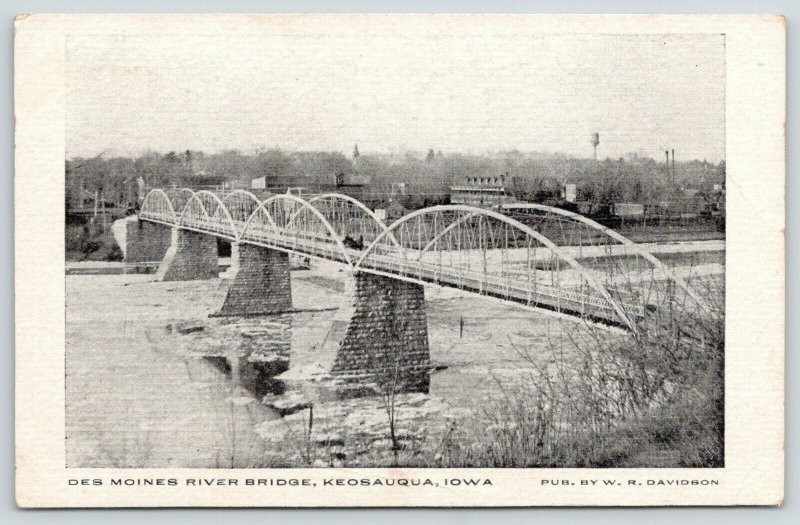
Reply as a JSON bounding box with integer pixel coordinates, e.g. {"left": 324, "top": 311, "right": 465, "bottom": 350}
{"left": 14, "top": 13, "right": 784, "bottom": 507}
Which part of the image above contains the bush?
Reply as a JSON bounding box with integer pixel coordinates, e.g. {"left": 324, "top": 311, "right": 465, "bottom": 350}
{"left": 66, "top": 222, "right": 124, "bottom": 262}
{"left": 420, "top": 276, "right": 725, "bottom": 468}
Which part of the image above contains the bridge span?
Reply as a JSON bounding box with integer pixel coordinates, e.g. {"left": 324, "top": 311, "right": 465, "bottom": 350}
{"left": 133, "top": 188, "right": 705, "bottom": 394}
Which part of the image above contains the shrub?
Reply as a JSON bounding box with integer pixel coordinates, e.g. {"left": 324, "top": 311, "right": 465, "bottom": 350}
{"left": 422, "top": 276, "right": 725, "bottom": 468}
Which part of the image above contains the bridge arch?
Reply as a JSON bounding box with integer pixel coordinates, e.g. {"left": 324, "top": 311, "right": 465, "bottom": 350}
{"left": 221, "top": 189, "right": 274, "bottom": 237}
{"left": 166, "top": 188, "right": 198, "bottom": 220}
{"left": 140, "top": 189, "right": 178, "bottom": 225}
{"left": 356, "top": 204, "right": 637, "bottom": 330}
{"left": 302, "top": 193, "right": 404, "bottom": 253}
{"left": 500, "top": 202, "right": 704, "bottom": 306}
{"left": 222, "top": 189, "right": 264, "bottom": 221}
{"left": 178, "top": 190, "right": 239, "bottom": 241}
{"left": 241, "top": 193, "right": 354, "bottom": 267}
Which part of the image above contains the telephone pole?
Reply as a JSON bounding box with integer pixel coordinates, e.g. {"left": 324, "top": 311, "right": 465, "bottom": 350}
{"left": 671, "top": 149, "right": 676, "bottom": 187}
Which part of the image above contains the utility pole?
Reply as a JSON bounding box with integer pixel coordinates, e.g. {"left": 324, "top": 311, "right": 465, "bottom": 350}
{"left": 665, "top": 149, "right": 675, "bottom": 205}
{"left": 671, "top": 149, "right": 676, "bottom": 187}
{"left": 665, "top": 150, "right": 670, "bottom": 194}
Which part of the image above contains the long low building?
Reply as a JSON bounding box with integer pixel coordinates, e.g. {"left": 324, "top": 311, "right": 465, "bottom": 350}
{"left": 450, "top": 175, "right": 516, "bottom": 207}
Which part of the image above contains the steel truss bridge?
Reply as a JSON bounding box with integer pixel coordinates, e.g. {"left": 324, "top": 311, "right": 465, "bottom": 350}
{"left": 140, "top": 188, "right": 707, "bottom": 332}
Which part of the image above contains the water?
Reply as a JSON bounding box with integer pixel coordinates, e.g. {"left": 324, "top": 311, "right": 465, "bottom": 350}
{"left": 65, "top": 246, "right": 723, "bottom": 467}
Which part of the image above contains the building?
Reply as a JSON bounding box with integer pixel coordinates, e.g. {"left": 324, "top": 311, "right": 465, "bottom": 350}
{"left": 251, "top": 176, "right": 267, "bottom": 190}
{"left": 333, "top": 172, "right": 371, "bottom": 201}
{"left": 450, "top": 174, "right": 516, "bottom": 207}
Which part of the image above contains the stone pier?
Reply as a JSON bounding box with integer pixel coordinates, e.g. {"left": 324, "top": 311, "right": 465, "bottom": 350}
{"left": 123, "top": 218, "right": 172, "bottom": 263}
{"left": 213, "top": 243, "right": 293, "bottom": 316}
{"left": 332, "top": 272, "right": 430, "bottom": 395}
{"left": 156, "top": 228, "right": 219, "bottom": 281}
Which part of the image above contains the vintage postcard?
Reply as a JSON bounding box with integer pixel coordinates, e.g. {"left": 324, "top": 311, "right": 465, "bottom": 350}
{"left": 14, "top": 14, "right": 784, "bottom": 507}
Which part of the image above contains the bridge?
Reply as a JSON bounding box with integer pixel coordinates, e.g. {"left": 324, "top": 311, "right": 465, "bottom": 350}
{"left": 133, "top": 188, "right": 704, "bottom": 394}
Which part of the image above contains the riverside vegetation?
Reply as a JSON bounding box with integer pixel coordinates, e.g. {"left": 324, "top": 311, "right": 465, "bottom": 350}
{"left": 262, "top": 275, "right": 724, "bottom": 468}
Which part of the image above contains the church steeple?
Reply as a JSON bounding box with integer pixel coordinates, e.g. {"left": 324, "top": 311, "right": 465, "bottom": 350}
{"left": 353, "top": 143, "right": 360, "bottom": 159}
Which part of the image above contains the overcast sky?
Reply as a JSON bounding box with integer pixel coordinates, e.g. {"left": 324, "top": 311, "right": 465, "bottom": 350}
{"left": 66, "top": 32, "right": 725, "bottom": 161}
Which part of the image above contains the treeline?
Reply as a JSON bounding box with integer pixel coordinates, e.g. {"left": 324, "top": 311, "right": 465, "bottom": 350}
{"left": 65, "top": 149, "right": 725, "bottom": 211}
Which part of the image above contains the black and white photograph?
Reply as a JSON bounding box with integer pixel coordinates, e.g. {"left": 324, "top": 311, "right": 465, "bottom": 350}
{"left": 62, "top": 29, "right": 727, "bottom": 470}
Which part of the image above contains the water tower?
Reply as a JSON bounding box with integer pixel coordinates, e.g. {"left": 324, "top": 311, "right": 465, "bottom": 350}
{"left": 590, "top": 132, "right": 600, "bottom": 160}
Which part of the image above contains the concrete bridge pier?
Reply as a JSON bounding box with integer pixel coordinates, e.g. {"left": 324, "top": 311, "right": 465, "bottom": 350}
{"left": 156, "top": 228, "right": 219, "bottom": 281}
{"left": 332, "top": 272, "right": 430, "bottom": 397}
{"left": 213, "top": 243, "right": 293, "bottom": 316}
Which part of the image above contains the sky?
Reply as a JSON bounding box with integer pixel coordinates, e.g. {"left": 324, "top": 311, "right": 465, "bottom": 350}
{"left": 66, "top": 32, "right": 725, "bottom": 162}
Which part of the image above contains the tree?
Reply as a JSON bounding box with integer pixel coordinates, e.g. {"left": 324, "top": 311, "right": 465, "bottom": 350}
{"left": 255, "top": 149, "right": 294, "bottom": 187}
{"left": 365, "top": 282, "right": 421, "bottom": 459}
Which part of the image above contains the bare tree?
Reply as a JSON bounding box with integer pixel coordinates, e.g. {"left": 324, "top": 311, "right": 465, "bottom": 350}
{"left": 365, "top": 284, "right": 418, "bottom": 458}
